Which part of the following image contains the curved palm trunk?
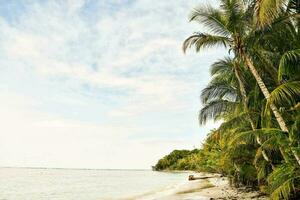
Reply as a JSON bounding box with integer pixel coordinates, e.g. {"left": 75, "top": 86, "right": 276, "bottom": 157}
{"left": 292, "top": 149, "right": 300, "bottom": 165}
{"left": 244, "top": 55, "right": 300, "bottom": 166}
{"left": 234, "top": 63, "right": 274, "bottom": 168}
{"left": 244, "top": 56, "right": 289, "bottom": 132}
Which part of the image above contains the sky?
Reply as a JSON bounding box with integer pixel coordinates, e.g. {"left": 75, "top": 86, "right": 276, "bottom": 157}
{"left": 0, "top": 0, "right": 225, "bottom": 169}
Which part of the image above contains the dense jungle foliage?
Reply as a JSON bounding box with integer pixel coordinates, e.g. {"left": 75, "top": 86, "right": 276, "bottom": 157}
{"left": 153, "top": 149, "right": 201, "bottom": 171}
{"left": 155, "top": 0, "right": 300, "bottom": 199}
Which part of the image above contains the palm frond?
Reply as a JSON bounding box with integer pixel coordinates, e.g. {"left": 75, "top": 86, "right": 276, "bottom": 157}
{"left": 287, "top": 0, "right": 300, "bottom": 14}
{"left": 255, "top": 0, "right": 287, "bottom": 27}
{"left": 183, "top": 33, "right": 229, "bottom": 53}
{"left": 189, "top": 5, "right": 231, "bottom": 37}
{"left": 230, "top": 128, "right": 288, "bottom": 146}
{"left": 218, "top": 111, "right": 259, "bottom": 133}
{"left": 201, "top": 81, "right": 238, "bottom": 104}
{"left": 268, "top": 81, "right": 300, "bottom": 108}
{"left": 210, "top": 57, "right": 234, "bottom": 76}
{"left": 268, "top": 163, "right": 299, "bottom": 200}
{"left": 260, "top": 135, "right": 289, "bottom": 153}
{"left": 256, "top": 159, "right": 269, "bottom": 181}
{"left": 278, "top": 49, "right": 300, "bottom": 81}
{"left": 199, "top": 100, "right": 238, "bottom": 125}
{"left": 221, "top": 0, "right": 247, "bottom": 31}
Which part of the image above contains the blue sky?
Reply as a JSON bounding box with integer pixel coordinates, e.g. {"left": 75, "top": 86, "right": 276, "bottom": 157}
{"left": 0, "top": 0, "right": 225, "bottom": 169}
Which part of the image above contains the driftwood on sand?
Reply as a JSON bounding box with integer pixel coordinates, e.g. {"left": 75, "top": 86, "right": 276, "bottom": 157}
{"left": 188, "top": 174, "right": 222, "bottom": 181}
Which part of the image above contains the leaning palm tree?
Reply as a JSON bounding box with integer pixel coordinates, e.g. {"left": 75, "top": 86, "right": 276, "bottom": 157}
{"left": 183, "top": 0, "right": 300, "bottom": 167}
{"left": 199, "top": 55, "right": 300, "bottom": 198}
{"left": 203, "top": 57, "right": 276, "bottom": 168}
{"left": 218, "top": 58, "right": 278, "bottom": 163}
{"left": 183, "top": 0, "right": 291, "bottom": 137}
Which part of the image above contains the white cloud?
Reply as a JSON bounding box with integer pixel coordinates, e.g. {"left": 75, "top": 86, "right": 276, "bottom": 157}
{"left": 0, "top": 0, "right": 224, "bottom": 168}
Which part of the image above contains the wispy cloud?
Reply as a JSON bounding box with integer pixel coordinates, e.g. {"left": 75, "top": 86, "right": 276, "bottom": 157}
{"left": 0, "top": 0, "right": 224, "bottom": 168}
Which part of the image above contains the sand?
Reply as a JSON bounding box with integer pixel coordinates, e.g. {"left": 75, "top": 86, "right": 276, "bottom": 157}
{"left": 124, "top": 173, "right": 267, "bottom": 200}
{"left": 155, "top": 174, "right": 267, "bottom": 200}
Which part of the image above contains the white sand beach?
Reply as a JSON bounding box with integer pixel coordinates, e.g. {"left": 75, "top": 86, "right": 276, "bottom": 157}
{"left": 131, "top": 173, "right": 267, "bottom": 200}
{"left": 160, "top": 178, "right": 266, "bottom": 200}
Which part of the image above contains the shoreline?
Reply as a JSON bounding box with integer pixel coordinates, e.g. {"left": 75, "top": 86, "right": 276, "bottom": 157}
{"left": 169, "top": 176, "right": 267, "bottom": 200}
{"left": 131, "top": 173, "right": 267, "bottom": 200}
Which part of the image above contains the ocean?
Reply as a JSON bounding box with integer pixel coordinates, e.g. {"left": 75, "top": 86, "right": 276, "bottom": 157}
{"left": 0, "top": 167, "right": 192, "bottom": 200}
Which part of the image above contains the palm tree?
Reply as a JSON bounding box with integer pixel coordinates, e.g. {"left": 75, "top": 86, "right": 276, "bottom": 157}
{"left": 179, "top": 0, "right": 300, "bottom": 198}
{"left": 202, "top": 57, "right": 276, "bottom": 166}
{"left": 182, "top": 0, "right": 295, "bottom": 153}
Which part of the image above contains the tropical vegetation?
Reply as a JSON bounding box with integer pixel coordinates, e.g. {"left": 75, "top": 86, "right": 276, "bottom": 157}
{"left": 153, "top": 149, "right": 201, "bottom": 171}
{"left": 155, "top": 0, "right": 300, "bottom": 199}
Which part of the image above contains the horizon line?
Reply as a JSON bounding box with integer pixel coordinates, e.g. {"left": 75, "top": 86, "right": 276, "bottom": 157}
{"left": 0, "top": 166, "right": 152, "bottom": 171}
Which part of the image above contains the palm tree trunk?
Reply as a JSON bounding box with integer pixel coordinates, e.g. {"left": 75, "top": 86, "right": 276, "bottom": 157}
{"left": 233, "top": 65, "right": 256, "bottom": 130}
{"left": 244, "top": 55, "right": 300, "bottom": 166}
{"left": 244, "top": 55, "right": 289, "bottom": 132}
{"left": 234, "top": 63, "right": 274, "bottom": 168}
{"left": 292, "top": 149, "right": 300, "bottom": 164}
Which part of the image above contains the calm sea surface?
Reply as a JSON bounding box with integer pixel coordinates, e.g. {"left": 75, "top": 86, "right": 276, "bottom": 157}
{"left": 0, "top": 168, "right": 190, "bottom": 200}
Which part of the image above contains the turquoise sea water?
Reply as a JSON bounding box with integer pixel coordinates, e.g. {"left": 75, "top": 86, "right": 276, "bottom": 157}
{"left": 0, "top": 168, "right": 191, "bottom": 200}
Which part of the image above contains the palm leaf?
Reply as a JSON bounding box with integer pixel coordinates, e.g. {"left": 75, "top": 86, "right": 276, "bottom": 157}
{"left": 201, "top": 81, "right": 238, "bottom": 104}
{"left": 183, "top": 33, "right": 229, "bottom": 53}
{"left": 268, "top": 81, "right": 300, "bottom": 108}
{"left": 220, "top": 0, "right": 247, "bottom": 31}
{"left": 230, "top": 128, "right": 288, "bottom": 146}
{"left": 189, "top": 5, "right": 231, "bottom": 37}
{"left": 255, "top": 0, "right": 287, "bottom": 26}
{"left": 199, "top": 100, "right": 238, "bottom": 125}
{"left": 210, "top": 57, "right": 234, "bottom": 76}
{"left": 268, "top": 163, "right": 300, "bottom": 200}
{"left": 217, "top": 111, "right": 260, "bottom": 134}
{"left": 278, "top": 49, "right": 300, "bottom": 81}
